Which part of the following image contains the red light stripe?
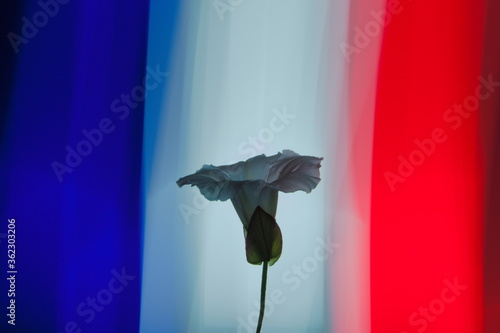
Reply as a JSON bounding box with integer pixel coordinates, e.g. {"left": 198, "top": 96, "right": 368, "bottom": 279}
{"left": 480, "top": 1, "right": 500, "bottom": 331}
{"left": 370, "top": 0, "right": 485, "bottom": 332}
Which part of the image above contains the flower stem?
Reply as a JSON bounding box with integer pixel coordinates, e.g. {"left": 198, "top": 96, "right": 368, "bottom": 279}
{"left": 256, "top": 261, "right": 268, "bottom": 333}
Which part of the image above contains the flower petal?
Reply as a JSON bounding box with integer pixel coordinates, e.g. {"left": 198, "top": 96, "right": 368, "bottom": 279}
{"left": 176, "top": 150, "right": 322, "bottom": 228}
{"left": 267, "top": 151, "right": 322, "bottom": 193}
{"left": 230, "top": 181, "right": 278, "bottom": 228}
{"left": 217, "top": 152, "right": 283, "bottom": 181}
{"left": 176, "top": 165, "right": 235, "bottom": 201}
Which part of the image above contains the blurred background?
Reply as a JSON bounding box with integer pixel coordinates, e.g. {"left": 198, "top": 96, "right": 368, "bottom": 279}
{"left": 0, "top": 0, "right": 499, "bottom": 332}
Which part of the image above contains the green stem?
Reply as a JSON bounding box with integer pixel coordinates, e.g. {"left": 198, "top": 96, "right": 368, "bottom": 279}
{"left": 256, "top": 261, "right": 268, "bottom": 333}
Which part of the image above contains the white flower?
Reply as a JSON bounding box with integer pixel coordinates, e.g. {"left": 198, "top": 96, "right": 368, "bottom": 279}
{"left": 176, "top": 150, "right": 322, "bottom": 229}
